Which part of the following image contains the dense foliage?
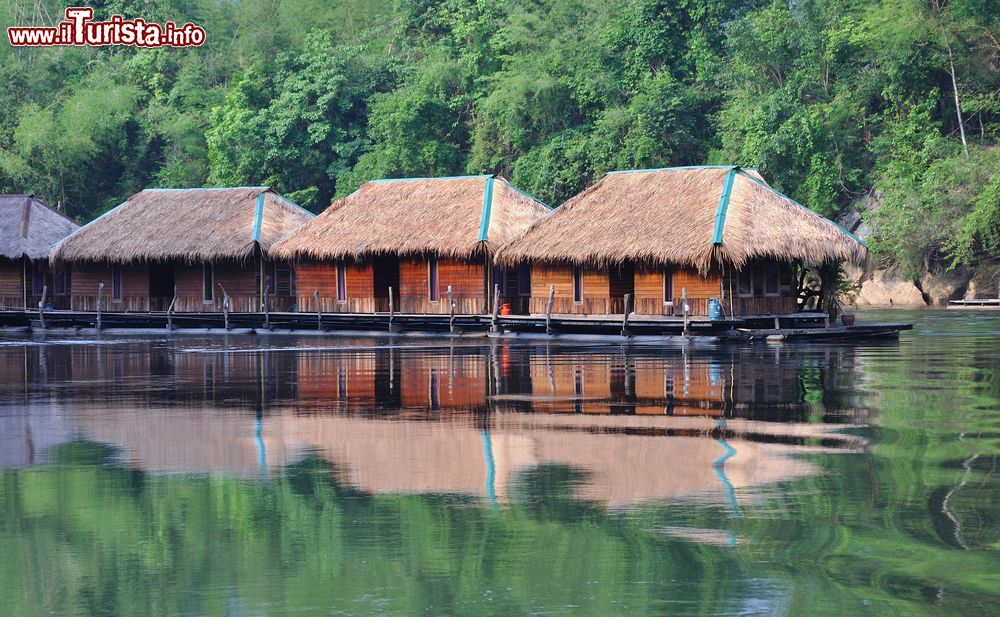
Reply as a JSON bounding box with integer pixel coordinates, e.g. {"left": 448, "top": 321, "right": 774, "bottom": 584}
{"left": 1, "top": 0, "right": 999, "bottom": 275}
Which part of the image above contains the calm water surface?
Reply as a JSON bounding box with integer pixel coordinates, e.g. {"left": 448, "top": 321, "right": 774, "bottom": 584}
{"left": 1, "top": 309, "right": 998, "bottom": 616}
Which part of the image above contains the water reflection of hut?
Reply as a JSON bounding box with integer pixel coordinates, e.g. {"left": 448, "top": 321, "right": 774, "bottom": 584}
{"left": 0, "top": 195, "right": 79, "bottom": 310}
{"left": 272, "top": 176, "right": 550, "bottom": 315}
{"left": 496, "top": 167, "right": 867, "bottom": 316}
{"left": 50, "top": 188, "right": 313, "bottom": 312}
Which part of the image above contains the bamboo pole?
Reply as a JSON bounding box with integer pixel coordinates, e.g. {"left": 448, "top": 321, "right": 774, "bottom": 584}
{"left": 545, "top": 284, "right": 555, "bottom": 335}
{"left": 262, "top": 284, "right": 271, "bottom": 330}
{"left": 167, "top": 285, "right": 177, "bottom": 331}
{"left": 96, "top": 282, "right": 104, "bottom": 330}
{"left": 314, "top": 290, "right": 321, "bottom": 331}
{"left": 681, "top": 287, "right": 689, "bottom": 338}
{"left": 388, "top": 286, "right": 395, "bottom": 331}
{"left": 491, "top": 284, "right": 501, "bottom": 333}
{"left": 447, "top": 284, "right": 455, "bottom": 333}
{"left": 37, "top": 284, "right": 46, "bottom": 330}
{"left": 621, "top": 293, "right": 632, "bottom": 336}
{"left": 218, "top": 283, "right": 230, "bottom": 330}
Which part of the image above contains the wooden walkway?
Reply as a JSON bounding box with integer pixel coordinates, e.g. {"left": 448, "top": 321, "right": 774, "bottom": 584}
{"left": 0, "top": 309, "right": 912, "bottom": 341}
{"left": 948, "top": 299, "right": 1000, "bottom": 310}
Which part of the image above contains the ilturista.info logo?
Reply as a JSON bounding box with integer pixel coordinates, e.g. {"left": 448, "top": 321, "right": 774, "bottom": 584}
{"left": 7, "top": 7, "right": 205, "bottom": 47}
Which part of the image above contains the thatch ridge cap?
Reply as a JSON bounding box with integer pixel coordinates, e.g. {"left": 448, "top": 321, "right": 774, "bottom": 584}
{"left": 605, "top": 165, "right": 755, "bottom": 175}
{"left": 367, "top": 174, "right": 493, "bottom": 184}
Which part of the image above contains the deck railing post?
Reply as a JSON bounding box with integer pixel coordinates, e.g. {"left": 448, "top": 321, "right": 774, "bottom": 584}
{"left": 388, "top": 286, "right": 395, "bottom": 331}
{"left": 262, "top": 284, "right": 271, "bottom": 330}
{"left": 96, "top": 282, "right": 104, "bottom": 331}
{"left": 218, "top": 283, "right": 230, "bottom": 331}
{"left": 681, "top": 287, "right": 689, "bottom": 337}
{"left": 621, "top": 293, "right": 632, "bottom": 337}
{"left": 491, "top": 284, "right": 501, "bottom": 333}
{"left": 314, "top": 290, "right": 321, "bottom": 331}
{"left": 545, "top": 284, "right": 555, "bottom": 335}
{"left": 447, "top": 285, "right": 455, "bottom": 333}
{"left": 37, "top": 284, "right": 47, "bottom": 330}
{"left": 167, "top": 285, "right": 178, "bottom": 331}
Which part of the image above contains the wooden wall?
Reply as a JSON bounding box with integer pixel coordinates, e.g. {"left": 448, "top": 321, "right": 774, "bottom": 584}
{"left": 400, "top": 257, "right": 487, "bottom": 314}
{"left": 71, "top": 263, "right": 150, "bottom": 312}
{"left": 0, "top": 258, "right": 23, "bottom": 309}
{"left": 528, "top": 264, "right": 620, "bottom": 314}
{"left": 296, "top": 261, "right": 377, "bottom": 313}
{"left": 528, "top": 260, "right": 798, "bottom": 317}
{"left": 720, "top": 259, "right": 797, "bottom": 317}
{"left": 634, "top": 266, "right": 723, "bottom": 316}
{"left": 70, "top": 259, "right": 270, "bottom": 312}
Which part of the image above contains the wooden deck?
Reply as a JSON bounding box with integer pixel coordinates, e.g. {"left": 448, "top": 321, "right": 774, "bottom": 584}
{"left": 0, "top": 309, "right": 912, "bottom": 341}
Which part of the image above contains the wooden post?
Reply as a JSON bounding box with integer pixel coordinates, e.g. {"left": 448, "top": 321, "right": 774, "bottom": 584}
{"left": 167, "top": 285, "right": 177, "bottom": 331}
{"left": 774, "top": 315, "right": 780, "bottom": 330}
{"left": 447, "top": 284, "right": 455, "bottom": 333}
{"left": 388, "top": 286, "right": 395, "bottom": 331}
{"left": 262, "top": 284, "right": 271, "bottom": 330}
{"left": 490, "top": 284, "right": 501, "bottom": 333}
{"left": 314, "top": 290, "right": 321, "bottom": 331}
{"left": 681, "top": 287, "right": 689, "bottom": 338}
{"left": 545, "top": 284, "right": 555, "bottom": 335}
{"left": 621, "top": 293, "right": 632, "bottom": 337}
{"left": 218, "top": 283, "right": 230, "bottom": 330}
{"left": 96, "top": 282, "right": 104, "bottom": 331}
{"left": 37, "top": 284, "right": 47, "bottom": 330}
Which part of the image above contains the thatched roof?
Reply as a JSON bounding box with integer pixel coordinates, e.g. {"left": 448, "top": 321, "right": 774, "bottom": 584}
{"left": 0, "top": 195, "right": 79, "bottom": 260}
{"left": 272, "top": 175, "right": 551, "bottom": 260}
{"left": 51, "top": 188, "right": 313, "bottom": 264}
{"left": 496, "top": 166, "right": 867, "bottom": 271}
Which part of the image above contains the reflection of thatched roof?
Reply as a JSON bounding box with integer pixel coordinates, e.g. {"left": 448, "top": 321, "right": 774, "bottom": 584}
{"left": 496, "top": 166, "right": 867, "bottom": 271}
{"left": 0, "top": 195, "right": 79, "bottom": 260}
{"left": 272, "top": 175, "right": 550, "bottom": 260}
{"left": 51, "top": 188, "right": 313, "bottom": 264}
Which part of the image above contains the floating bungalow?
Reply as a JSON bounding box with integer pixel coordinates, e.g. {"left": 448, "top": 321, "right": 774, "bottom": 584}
{"left": 50, "top": 187, "right": 313, "bottom": 312}
{"left": 272, "top": 175, "right": 550, "bottom": 315}
{"left": 496, "top": 166, "right": 867, "bottom": 317}
{"left": 0, "top": 195, "right": 80, "bottom": 310}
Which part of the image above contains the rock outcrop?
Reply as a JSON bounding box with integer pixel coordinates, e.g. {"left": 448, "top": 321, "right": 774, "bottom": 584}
{"left": 853, "top": 268, "right": 927, "bottom": 307}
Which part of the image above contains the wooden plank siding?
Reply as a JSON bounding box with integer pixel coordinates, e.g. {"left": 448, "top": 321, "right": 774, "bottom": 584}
{"left": 296, "top": 261, "right": 377, "bottom": 313}
{"left": 68, "top": 259, "right": 297, "bottom": 313}
{"left": 528, "top": 264, "right": 623, "bottom": 314}
{"left": 0, "top": 258, "right": 23, "bottom": 309}
{"left": 71, "top": 263, "right": 150, "bottom": 312}
{"left": 400, "top": 257, "right": 487, "bottom": 314}
{"left": 528, "top": 260, "right": 798, "bottom": 316}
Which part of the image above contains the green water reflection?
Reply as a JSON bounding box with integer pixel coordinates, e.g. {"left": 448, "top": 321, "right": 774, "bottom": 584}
{"left": 0, "top": 310, "right": 998, "bottom": 616}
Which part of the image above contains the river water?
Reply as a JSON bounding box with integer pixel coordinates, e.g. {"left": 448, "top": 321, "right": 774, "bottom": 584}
{"left": 0, "top": 309, "right": 997, "bottom": 616}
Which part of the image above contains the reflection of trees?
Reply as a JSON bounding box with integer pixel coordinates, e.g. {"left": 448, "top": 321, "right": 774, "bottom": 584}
{"left": 2, "top": 442, "right": 755, "bottom": 617}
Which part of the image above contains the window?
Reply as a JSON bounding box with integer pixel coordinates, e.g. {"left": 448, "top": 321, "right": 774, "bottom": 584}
{"left": 53, "top": 269, "right": 68, "bottom": 296}
{"left": 112, "top": 265, "right": 122, "bottom": 301}
{"left": 337, "top": 261, "right": 347, "bottom": 302}
{"left": 765, "top": 263, "right": 780, "bottom": 296}
{"left": 518, "top": 264, "right": 531, "bottom": 296}
{"left": 737, "top": 269, "right": 752, "bottom": 297}
{"left": 573, "top": 266, "right": 583, "bottom": 303}
{"left": 428, "top": 256, "right": 440, "bottom": 301}
{"left": 202, "top": 262, "right": 214, "bottom": 302}
{"left": 663, "top": 266, "right": 674, "bottom": 303}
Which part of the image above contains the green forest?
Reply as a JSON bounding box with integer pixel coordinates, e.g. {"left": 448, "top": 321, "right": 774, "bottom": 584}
{"left": 2, "top": 0, "right": 1000, "bottom": 278}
